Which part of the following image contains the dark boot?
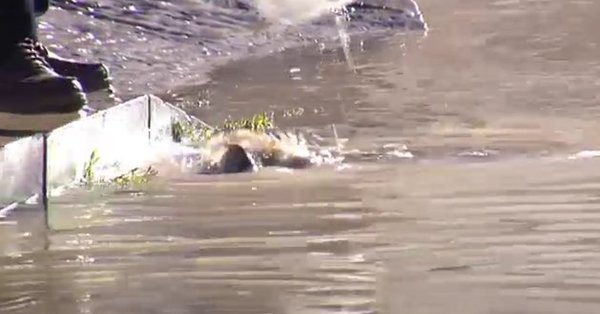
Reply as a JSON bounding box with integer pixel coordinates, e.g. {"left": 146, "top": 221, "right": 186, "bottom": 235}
{"left": 36, "top": 42, "right": 110, "bottom": 93}
{"left": 0, "top": 38, "right": 87, "bottom": 114}
{"left": 34, "top": 42, "right": 112, "bottom": 93}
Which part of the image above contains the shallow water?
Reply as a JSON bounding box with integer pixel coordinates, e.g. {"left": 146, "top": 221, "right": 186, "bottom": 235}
{"left": 3, "top": 0, "right": 600, "bottom": 313}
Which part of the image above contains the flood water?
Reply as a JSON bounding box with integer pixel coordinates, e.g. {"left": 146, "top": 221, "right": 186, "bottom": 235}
{"left": 2, "top": 0, "right": 600, "bottom": 313}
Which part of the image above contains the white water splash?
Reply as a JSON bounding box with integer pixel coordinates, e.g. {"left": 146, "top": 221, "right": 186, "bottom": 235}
{"left": 195, "top": 129, "right": 344, "bottom": 173}
{"left": 568, "top": 150, "right": 600, "bottom": 160}
{"left": 254, "top": 0, "right": 353, "bottom": 24}
{"left": 335, "top": 13, "right": 356, "bottom": 71}
{"left": 400, "top": 0, "right": 427, "bottom": 29}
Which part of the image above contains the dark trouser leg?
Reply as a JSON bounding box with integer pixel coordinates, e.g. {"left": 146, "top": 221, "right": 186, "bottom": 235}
{"left": 0, "top": 0, "right": 110, "bottom": 94}
{"left": 0, "top": 0, "right": 37, "bottom": 61}
{"left": 0, "top": 0, "right": 86, "bottom": 118}
{"left": 34, "top": 0, "right": 49, "bottom": 16}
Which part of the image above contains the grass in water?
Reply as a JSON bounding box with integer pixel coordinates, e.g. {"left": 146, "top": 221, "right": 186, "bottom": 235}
{"left": 171, "top": 112, "right": 274, "bottom": 145}
{"left": 82, "top": 150, "right": 100, "bottom": 187}
{"left": 81, "top": 149, "right": 158, "bottom": 189}
{"left": 222, "top": 112, "right": 273, "bottom": 133}
{"left": 110, "top": 166, "right": 158, "bottom": 188}
{"left": 81, "top": 113, "right": 273, "bottom": 188}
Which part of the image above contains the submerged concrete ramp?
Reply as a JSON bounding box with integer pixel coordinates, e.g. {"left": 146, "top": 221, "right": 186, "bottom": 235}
{"left": 0, "top": 95, "right": 191, "bottom": 218}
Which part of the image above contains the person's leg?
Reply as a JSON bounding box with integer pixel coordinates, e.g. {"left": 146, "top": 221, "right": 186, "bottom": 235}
{"left": 0, "top": 0, "right": 86, "bottom": 115}
{"left": 0, "top": 0, "right": 37, "bottom": 60}
{"left": 30, "top": 0, "right": 112, "bottom": 93}
{"left": 34, "top": 0, "right": 49, "bottom": 16}
{"left": 41, "top": 47, "right": 112, "bottom": 93}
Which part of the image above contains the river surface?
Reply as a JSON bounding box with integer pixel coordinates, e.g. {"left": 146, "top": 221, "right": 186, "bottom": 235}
{"left": 2, "top": 0, "right": 600, "bottom": 313}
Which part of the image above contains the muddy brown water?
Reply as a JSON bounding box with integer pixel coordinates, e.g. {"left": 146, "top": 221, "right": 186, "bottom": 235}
{"left": 2, "top": 0, "right": 600, "bottom": 313}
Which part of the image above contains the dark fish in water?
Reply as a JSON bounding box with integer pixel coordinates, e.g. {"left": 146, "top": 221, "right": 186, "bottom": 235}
{"left": 219, "top": 144, "right": 256, "bottom": 173}
{"left": 198, "top": 129, "right": 315, "bottom": 174}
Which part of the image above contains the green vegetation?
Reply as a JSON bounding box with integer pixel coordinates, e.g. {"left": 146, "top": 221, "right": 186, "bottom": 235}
{"left": 110, "top": 166, "right": 158, "bottom": 188}
{"left": 222, "top": 112, "right": 273, "bottom": 133}
{"left": 82, "top": 150, "right": 100, "bottom": 187}
{"left": 80, "top": 112, "right": 275, "bottom": 189}
{"left": 80, "top": 149, "right": 158, "bottom": 189}
{"left": 171, "top": 112, "right": 274, "bottom": 145}
{"left": 171, "top": 119, "right": 196, "bottom": 143}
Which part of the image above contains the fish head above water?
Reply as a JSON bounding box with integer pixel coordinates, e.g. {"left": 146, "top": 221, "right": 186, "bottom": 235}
{"left": 198, "top": 129, "right": 315, "bottom": 174}
{"left": 219, "top": 144, "right": 257, "bottom": 173}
